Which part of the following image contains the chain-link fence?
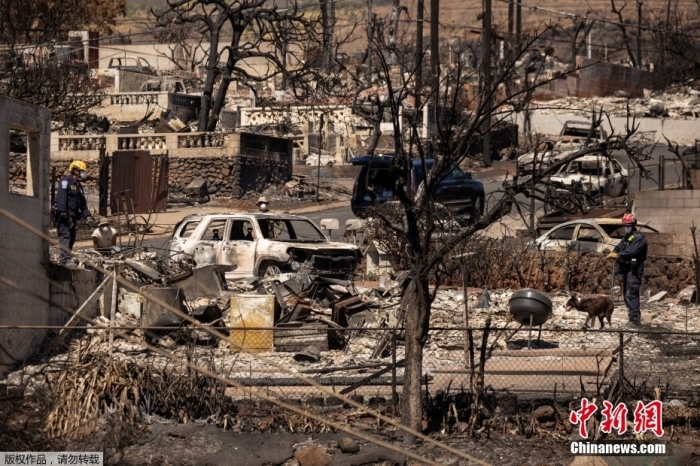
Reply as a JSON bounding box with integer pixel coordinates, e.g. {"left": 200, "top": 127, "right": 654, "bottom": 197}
{"left": 4, "top": 324, "right": 699, "bottom": 407}
{"left": 123, "top": 325, "right": 700, "bottom": 404}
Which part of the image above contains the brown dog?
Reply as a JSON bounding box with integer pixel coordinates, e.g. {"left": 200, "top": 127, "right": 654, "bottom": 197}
{"left": 565, "top": 293, "right": 615, "bottom": 329}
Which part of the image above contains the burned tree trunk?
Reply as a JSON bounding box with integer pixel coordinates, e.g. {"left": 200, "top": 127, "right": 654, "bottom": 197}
{"left": 401, "top": 277, "right": 431, "bottom": 443}
{"left": 199, "top": 29, "right": 222, "bottom": 132}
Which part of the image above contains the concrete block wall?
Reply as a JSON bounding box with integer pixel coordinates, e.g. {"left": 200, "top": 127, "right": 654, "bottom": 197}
{"left": 48, "top": 266, "right": 102, "bottom": 327}
{"left": 646, "top": 232, "right": 699, "bottom": 257}
{"left": 532, "top": 57, "right": 656, "bottom": 100}
{"left": 634, "top": 190, "right": 700, "bottom": 233}
{"left": 0, "top": 96, "right": 51, "bottom": 374}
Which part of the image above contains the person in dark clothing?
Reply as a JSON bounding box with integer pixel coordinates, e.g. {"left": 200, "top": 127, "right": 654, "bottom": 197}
{"left": 55, "top": 160, "right": 94, "bottom": 267}
{"left": 607, "top": 213, "right": 647, "bottom": 327}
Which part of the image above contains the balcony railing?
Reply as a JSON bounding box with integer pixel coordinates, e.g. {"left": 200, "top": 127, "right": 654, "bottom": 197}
{"left": 58, "top": 136, "right": 106, "bottom": 151}
{"left": 109, "top": 92, "right": 160, "bottom": 106}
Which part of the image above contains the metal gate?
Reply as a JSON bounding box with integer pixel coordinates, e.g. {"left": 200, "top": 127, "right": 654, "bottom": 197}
{"left": 110, "top": 150, "right": 169, "bottom": 214}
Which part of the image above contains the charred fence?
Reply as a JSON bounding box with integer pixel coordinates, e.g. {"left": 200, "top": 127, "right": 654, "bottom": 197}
{"left": 6, "top": 326, "right": 697, "bottom": 404}
{"left": 193, "top": 326, "right": 700, "bottom": 404}
{"left": 1, "top": 325, "right": 698, "bottom": 447}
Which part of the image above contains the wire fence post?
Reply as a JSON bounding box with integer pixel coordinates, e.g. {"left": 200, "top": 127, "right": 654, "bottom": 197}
{"left": 109, "top": 265, "right": 118, "bottom": 358}
{"left": 618, "top": 331, "right": 625, "bottom": 396}
{"left": 391, "top": 327, "right": 398, "bottom": 407}
{"left": 659, "top": 155, "right": 665, "bottom": 190}
{"left": 462, "top": 261, "right": 470, "bottom": 367}
{"left": 638, "top": 165, "right": 643, "bottom": 192}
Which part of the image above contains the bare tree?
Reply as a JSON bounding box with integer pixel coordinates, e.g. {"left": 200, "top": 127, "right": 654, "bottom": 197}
{"left": 154, "top": 0, "right": 329, "bottom": 132}
{"left": 566, "top": 14, "right": 596, "bottom": 64}
{"left": 647, "top": 0, "right": 700, "bottom": 85}
{"left": 1, "top": 57, "right": 105, "bottom": 131}
{"left": 337, "top": 15, "right": 654, "bottom": 441}
{"left": 0, "top": 0, "right": 124, "bottom": 129}
{"left": 152, "top": 23, "right": 209, "bottom": 74}
{"left": 609, "top": 0, "right": 640, "bottom": 67}
{"left": 319, "top": 0, "right": 336, "bottom": 74}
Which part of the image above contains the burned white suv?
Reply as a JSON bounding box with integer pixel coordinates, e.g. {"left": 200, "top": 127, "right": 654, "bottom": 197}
{"left": 167, "top": 213, "right": 360, "bottom": 278}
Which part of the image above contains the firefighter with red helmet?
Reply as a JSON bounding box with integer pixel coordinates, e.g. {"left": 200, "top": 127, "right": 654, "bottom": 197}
{"left": 607, "top": 213, "right": 647, "bottom": 327}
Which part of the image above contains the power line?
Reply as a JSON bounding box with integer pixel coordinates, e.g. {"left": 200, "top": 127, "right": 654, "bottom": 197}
{"left": 334, "top": 17, "right": 656, "bottom": 56}
{"left": 494, "top": 0, "right": 700, "bottom": 42}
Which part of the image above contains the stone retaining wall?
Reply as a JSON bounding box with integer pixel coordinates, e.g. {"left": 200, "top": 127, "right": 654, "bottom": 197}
{"left": 12, "top": 153, "right": 291, "bottom": 200}
{"left": 10, "top": 155, "right": 100, "bottom": 191}
{"left": 467, "top": 249, "right": 694, "bottom": 295}
{"left": 168, "top": 155, "right": 291, "bottom": 198}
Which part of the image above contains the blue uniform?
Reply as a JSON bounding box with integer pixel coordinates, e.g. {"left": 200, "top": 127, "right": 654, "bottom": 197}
{"left": 613, "top": 230, "right": 647, "bottom": 324}
{"left": 55, "top": 174, "right": 90, "bottom": 264}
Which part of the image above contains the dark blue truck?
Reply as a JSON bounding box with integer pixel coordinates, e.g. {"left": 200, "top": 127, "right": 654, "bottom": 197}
{"left": 350, "top": 155, "right": 485, "bottom": 223}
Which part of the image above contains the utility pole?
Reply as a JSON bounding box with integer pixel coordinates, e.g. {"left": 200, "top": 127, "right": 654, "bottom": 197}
{"left": 516, "top": 0, "right": 522, "bottom": 43}
{"left": 330, "top": 0, "right": 336, "bottom": 72}
{"left": 482, "top": 0, "right": 492, "bottom": 166}
{"left": 415, "top": 0, "right": 423, "bottom": 138}
{"left": 587, "top": 31, "right": 592, "bottom": 59}
{"left": 430, "top": 0, "right": 439, "bottom": 139}
{"left": 281, "top": 0, "right": 289, "bottom": 90}
{"left": 367, "top": 0, "right": 373, "bottom": 82}
{"left": 316, "top": 114, "right": 324, "bottom": 203}
{"left": 637, "top": 1, "right": 643, "bottom": 69}
{"left": 508, "top": 0, "right": 514, "bottom": 35}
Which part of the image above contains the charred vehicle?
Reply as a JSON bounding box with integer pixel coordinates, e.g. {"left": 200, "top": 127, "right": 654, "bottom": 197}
{"left": 517, "top": 121, "right": 608, "bottom": 177}
{"left": 528, "top": 218, "right": 657, "bottom": 253}
{"left": 167, "top": 213, "right": 360, "bottom": 278}
{"left": 350, "top": 155, "right": 485, "bottom": 224}
{"left": 549, "top": 154, "right": 628, "bottom": 198}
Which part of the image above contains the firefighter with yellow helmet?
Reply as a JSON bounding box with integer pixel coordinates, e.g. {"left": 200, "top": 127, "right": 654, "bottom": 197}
{"left": 55, "top": 160, "right": 94, "bottom": 267}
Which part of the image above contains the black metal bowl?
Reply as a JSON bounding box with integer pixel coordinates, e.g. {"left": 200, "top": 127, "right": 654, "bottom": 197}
{"left": 509, "top": 289, "right": 553, "bottom": 326}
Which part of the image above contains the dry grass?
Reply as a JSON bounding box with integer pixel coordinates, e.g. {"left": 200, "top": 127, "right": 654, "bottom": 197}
{"left": 44, "top": 338, "right": 235, "bottom": 443}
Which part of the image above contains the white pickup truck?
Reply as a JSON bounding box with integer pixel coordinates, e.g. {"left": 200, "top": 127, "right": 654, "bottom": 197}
{"left": 94, "top": 56, "right": 155, "bottom": 87}
{"left": 517, "top": 120, "right": 608, "bottom": 176}
{"left": 102, "top": 56, "right": 155, "bottom": 76}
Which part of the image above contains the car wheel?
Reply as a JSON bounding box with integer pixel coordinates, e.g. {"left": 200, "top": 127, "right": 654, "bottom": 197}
{"left": 620, "top": 182, "right": 627, "bottom": 196}
{"left": 259, "top": 261, "right": 283, "bottom": 278}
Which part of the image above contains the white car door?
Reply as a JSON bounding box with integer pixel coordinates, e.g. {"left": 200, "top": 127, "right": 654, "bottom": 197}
{"left": 572, "top": 224, "right": 608, "bottom": 252}
{"left": 169, "top": 219, "right": 203, "bottom": 263}
{"left": 192, "top": 218, "right": 228, "bottom": 265}
{"left": 218, "top": 218, "right": 258, "bottom": 277}
{"left": 538, "top": 225, "right": 578, "bottom": 251}
{"left": 611, "top": 160, "right": 625, "bottom": 197}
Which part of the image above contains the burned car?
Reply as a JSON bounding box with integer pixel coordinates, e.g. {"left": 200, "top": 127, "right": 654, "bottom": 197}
{"left": 167, "top": 213, "right": 360, "bottom": 278}
{"left": 527, "top": 218, "right": 658, "bottom": 253}
{"left": 549, "top": 154, "right": 628, "bottom": 198}
{"left": 350, "top": 155, "right": 485, "bottom": 224}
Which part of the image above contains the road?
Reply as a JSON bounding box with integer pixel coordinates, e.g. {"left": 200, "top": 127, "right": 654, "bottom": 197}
{"left": 135, "top": 144, "right": 688, "bottom": 251}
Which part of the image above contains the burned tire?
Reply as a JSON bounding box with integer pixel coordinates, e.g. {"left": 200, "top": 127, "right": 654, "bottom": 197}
{"left": 258, "top": 260, "right": 284, "bottom": 278}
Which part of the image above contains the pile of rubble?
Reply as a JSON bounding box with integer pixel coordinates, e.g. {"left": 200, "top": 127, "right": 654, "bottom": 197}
{"left": 40, "top": 239, "right": 700, "bottom": 400}
{"left": 534, "top": 89, "right": 700, "bottom": 119}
